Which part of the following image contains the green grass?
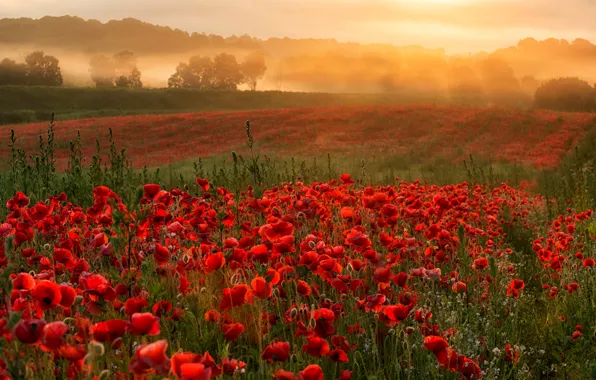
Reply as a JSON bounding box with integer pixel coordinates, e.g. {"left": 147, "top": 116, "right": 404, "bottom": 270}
{"left": 0, "top": 86, "right": 452, "bottom": 125}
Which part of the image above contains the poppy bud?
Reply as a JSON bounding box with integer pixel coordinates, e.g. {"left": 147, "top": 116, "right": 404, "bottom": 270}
{"left": 83, "top": 353, "right": 94, "bottom": 365}
{"left": 88, "top": 341, "right": 105, "bottom": 357}
{"left": 111, "top": 338, "right": 123, "bottom": 350}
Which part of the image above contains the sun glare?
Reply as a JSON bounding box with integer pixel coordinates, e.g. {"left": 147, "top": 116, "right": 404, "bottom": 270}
{"left": 398, "top": 0, "right": 468, "bottom": 3}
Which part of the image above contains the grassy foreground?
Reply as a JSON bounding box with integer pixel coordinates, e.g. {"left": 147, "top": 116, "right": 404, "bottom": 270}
{"left": 0, "top": 86, "right": 450, "bottom": 125}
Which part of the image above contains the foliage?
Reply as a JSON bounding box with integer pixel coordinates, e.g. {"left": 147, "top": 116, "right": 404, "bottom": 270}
{"left": 241, "top": 52, "right": 267, "bottom": 91}
{"left": 534, "top": 77, "right": 596, "bottom": 112}
{"left": 0, "top": 51, "right": 62, "bottom": 86}
{"left": 89, "top": 51, "right": 143, "bottom": 88}
{"left": 168, "top": 53, "right": 258, "bottom": 90}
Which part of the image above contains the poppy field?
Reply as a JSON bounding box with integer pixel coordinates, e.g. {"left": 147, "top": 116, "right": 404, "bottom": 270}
{"left": 1, "top": 170, "right": 595, "bottom": 379}
{"left": 2, "top": 105, "right": 596, "bottom": 170}
{"left": 0, "top": 104, "right": 596, "bottom": 380}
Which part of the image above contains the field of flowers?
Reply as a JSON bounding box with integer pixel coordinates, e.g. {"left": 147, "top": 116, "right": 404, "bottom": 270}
{"left": 2, "top": 105, "right": 596, "bottom": 170}
{"left": 1, "top": 173, "right": 595, "bottom": 379}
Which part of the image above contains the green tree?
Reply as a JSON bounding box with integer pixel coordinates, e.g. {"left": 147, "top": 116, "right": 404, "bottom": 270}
{"left": 0, "top": 58, "right": 27, "bottom": 85}
{"left": 24, "top": 51, "right": 63, "bottom": 86}
{"left": 534, "top": 77, "right": 596, "bottom": 112}
{"left": 168, "top": 56, "right": 215, "bottom": 89}
{"left": 212, "top": 53, "right": 244, "bottom": 90}
{"left": 241, "top": 51, "right": 267, "bottom": 91}
{"left": 476, "top": 57, "right": 527, "bottom": 107}
{"left": 89, "top": 54, "right": 116, "bottom": 88}
{"left": 113, "top": 51, "right": 143, "bottom": 88}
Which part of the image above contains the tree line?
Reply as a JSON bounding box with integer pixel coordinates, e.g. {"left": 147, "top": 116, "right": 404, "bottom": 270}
{"left": 0, "top": 51, "right": 63, "bottom": 86}
{"left": 168, "top": 52, "right": 266, "bottom": 90}
{"left": 89, "top": 51, "right": 143, "bottom": 88}
{"left": 1, "top": 49, "right": 596, "bottom": 113}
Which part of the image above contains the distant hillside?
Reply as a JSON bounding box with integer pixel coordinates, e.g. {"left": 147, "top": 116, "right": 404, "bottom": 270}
{"left": 0, "top": 16, "right": 446, "bottom": 58}
{"left": 2, "top": 16, "right": 596, "bottom": 63}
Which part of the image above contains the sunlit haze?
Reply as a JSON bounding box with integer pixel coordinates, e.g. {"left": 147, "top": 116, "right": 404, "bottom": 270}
{"left": 2, "top": 0, "right": 596, "bottom": 53}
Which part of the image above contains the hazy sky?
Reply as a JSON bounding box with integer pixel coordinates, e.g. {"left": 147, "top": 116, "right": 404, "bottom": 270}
{"left": 2, "top": 0, "right": 595, "bottom": 53}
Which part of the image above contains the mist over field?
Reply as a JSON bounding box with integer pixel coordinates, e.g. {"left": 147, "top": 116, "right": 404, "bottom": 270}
{"left": 3, "top": 16, "right": 596, "bottom": 95}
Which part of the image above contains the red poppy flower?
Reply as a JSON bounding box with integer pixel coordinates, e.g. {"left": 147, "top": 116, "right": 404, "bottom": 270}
{"left": 154, "top": 244, "right": 171, "bottom": 266}
{"left": 457, "top": 356, "right": 482, "bottom": 379}
{"left": 171, "top": 352, "right": 202, "bottom": 378}
{"left": 506, "top": 279, "right": 525, "bottom": 298}
{"left": 384, "top": 304, "right": 410, "bottom": 322}
{"left": 13, "top": 273, "right": 36, "bottom": 291}
{"left": 143, "top": 184, "right": 161, "bottom": 199}
{"left": 251, "top": 276, "right": 272, "bottom": 299}
{"left": 41, "top": 321, "right": 69, "bottom": 350}
{"left": 219, "top": 284, "right": 251, "bottom": 311}
{"left": 205, "top": 252, "right": 225, "bottom": 273}
{"left": 261, "top": 341, "right": 291, "bottom": 363}
{"left": 273, "top": 369, "right": 296, "bottom": 380}
{"left": 338, "top": 370, "right": 353, "bottom": 380}
{"left": 196, "top": 178, "right": 210, "bottom": 192}
{"left": 13, "top": 318, "right": 46, "bottom": 344}
{"left": 222, "top": 323, "right": 244, "bottom": 341}
{"left": 80, "top": 273, "right": 116, "bottom": 301}
{"left": 32, "top": 280, "right": 62, "bottom": 311}
{"left": 125, "top": 297, "right": 148, "bottom": 316}
{"left": 302, "top": 337, "right": 330, "bottom": 357}
{"left": 259, "top": 220, "right": 294, "bottom": 242}
{"left": 328, "top": 348, "right": 349, "bottom": 363}
{"left": 129, "top": 339, "right": 170, "bottom": 376}
{"left": 92, "top": 186, "right": 111, "bottom": 197}
{"left": 59, "top": 344, "right": 87, "bottom": 362}
{"left": 53, "top": 248, "right": 74, "bottom": 265}
{"left": 583, "top": 258, "right": 595, "bottom": 267}
{"left": 130, "top": 313, "right": 160, "bottom": 336}
{"left": 152, "top": 300, "right": 173, "bottom": 317}
{"left": 473, "top": 258, "right": 489, "bottom": 270}
{"left": 180, "top": 363, "right": 212, "bottom": 380}
{"left": 297, "top": 280, "right": 311, "bottom": 297}
{"left": 340, "top": 174, "right": 355, "bottom": 186}
{"left": 503, "top": 343, "right": 519, "bottom": 363}
{"left": 204, "top": 309, "right": 221, "bottom": 323}
{"left": 92, "top": 319, "right": 130, "bottom": 342}
{"left": 452, "top": 281, "right": 467, "bottom": 293}
{"left": 298, "top": 364, "right": 323, "bottom": 380}
{"left": 364, "top": 294, "right": 386, "bottom": 313}
{"left": 59, "top": 284, "right": 77, "bottom": 308}
{"left": 222, "top": 358, "right": 246, "bottom": 376}
{"left": 223, "top": 238, "right": 239, "bottom": 249}
{"left": 423, "top": 336, "right": 449, "bottom": 353}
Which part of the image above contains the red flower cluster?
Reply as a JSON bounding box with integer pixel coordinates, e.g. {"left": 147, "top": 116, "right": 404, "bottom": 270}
{"left": 0, "top": 176, "right": 593, "bottom": 378}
